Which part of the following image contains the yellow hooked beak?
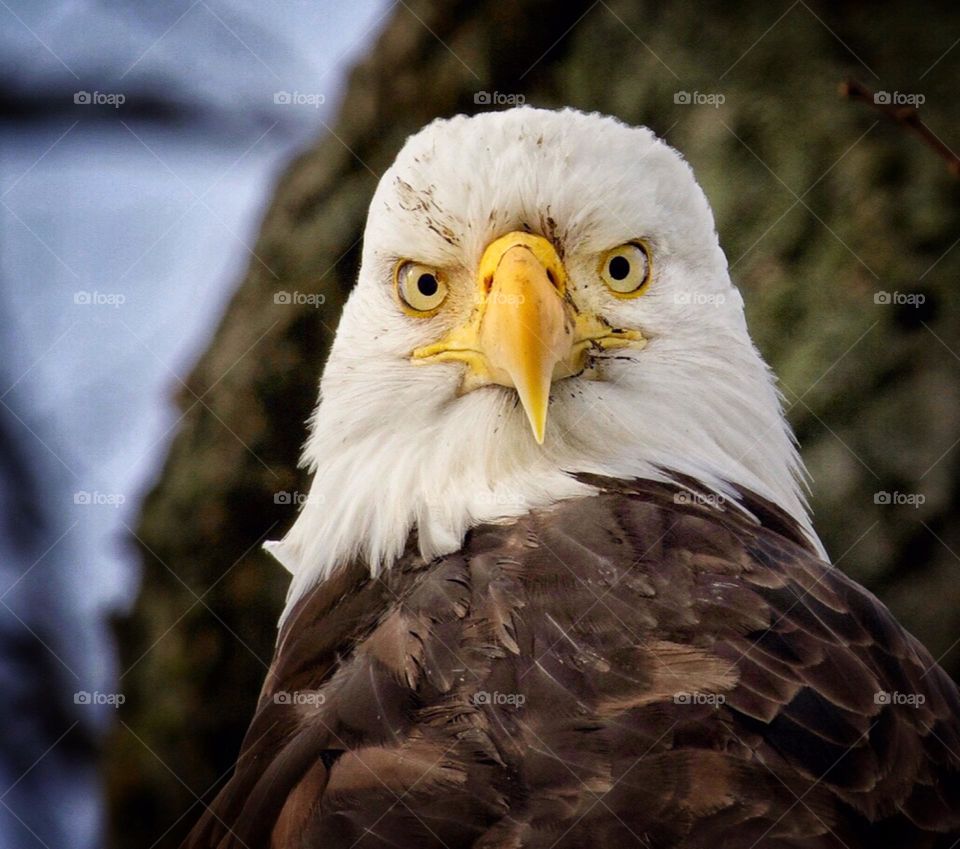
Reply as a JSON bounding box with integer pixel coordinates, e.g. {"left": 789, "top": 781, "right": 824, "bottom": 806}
{"left": 412, "top": 232, "right": 645, "bottom": 443}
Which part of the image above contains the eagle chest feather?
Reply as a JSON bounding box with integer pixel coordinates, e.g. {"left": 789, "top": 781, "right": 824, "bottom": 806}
{"left": 185, "top": 478, "right": 960, "bottom": 849}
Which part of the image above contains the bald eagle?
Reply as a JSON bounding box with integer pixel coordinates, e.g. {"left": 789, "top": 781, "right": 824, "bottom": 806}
{"left": 183, "top": 108, "right": 960, "bottom": 848}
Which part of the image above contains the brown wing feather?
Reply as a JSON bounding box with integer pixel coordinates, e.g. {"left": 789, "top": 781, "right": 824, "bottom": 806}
{"left": 182, "top": 476, "right": 960, "bottom": 849}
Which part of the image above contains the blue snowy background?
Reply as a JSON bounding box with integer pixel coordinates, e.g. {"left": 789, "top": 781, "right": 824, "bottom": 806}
{"left": 0, "top": 2, "right": 388, "bottom": 846}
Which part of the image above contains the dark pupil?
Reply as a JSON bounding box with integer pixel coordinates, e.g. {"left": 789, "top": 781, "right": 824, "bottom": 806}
{"left": 608, "top": 255, "right": 631, "bottom": 281}
{"left": 417, "top": 273, "right": 438, "bottom": 297}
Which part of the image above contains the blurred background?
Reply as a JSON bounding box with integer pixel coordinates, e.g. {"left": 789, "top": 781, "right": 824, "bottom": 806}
{"left": 1, "top": 1, "right": 958, "bottom": 847}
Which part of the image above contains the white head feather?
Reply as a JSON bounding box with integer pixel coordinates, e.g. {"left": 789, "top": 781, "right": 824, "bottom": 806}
{"left": 266, "top": 106, "right": 824, "bottom": 620}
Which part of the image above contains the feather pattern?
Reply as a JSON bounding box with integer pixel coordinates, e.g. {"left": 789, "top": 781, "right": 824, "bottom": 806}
{"left": 183, "top": 477, "right": 960, "bottom": 848}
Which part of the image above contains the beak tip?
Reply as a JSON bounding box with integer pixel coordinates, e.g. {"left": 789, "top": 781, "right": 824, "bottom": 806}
{"left": 527, "top": 411, "right": 547, "bottom": 444}
{"left": 518, "top": 389, "right": 550, "bottom": 446}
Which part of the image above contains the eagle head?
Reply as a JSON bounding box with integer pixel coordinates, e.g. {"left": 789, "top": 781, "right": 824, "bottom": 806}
{"left": 266, "top": 106, "right": 819, "bottom": 611}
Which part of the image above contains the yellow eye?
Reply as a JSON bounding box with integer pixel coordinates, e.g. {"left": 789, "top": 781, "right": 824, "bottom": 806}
{"left": 599, "top": 242, "right": 652, "bottom": 298}
{"left": 395, "top": 261, "right": 447, "bottom": 315}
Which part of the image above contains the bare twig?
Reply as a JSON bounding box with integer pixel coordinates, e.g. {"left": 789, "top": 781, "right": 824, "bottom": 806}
{"left": 840, "top": 78, "right": 960, "bottom": 177}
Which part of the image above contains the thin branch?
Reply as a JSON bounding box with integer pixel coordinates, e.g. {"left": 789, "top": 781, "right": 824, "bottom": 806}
{"left": 839, "top": 78, "right": 960, "bottom": 177}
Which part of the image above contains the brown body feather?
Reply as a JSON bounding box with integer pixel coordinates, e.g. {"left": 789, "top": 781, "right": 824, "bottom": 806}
{"left": 182, "top": 477, "right": 960, "bottom": 848}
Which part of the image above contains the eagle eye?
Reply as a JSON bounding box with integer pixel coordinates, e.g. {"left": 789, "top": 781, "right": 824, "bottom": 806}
{"left": 599, "top": 242, "right": 652, "bottom": 298}
{"left": 395, "top": 261, "right": 448, "bottom": 315}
